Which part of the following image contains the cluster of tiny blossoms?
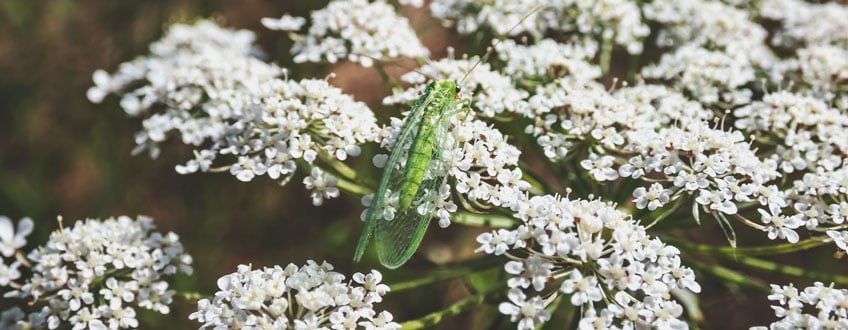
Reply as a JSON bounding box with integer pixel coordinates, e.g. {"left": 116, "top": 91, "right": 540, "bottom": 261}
{"left": 752, "top": 282, "right": 848, "bottom": 329}
{"left": 385, "top": 57, "right": 530, "bottom": 118}
{"left": 262, "top": 0, "right": 429, "bottom": 67}
{"left": 425, "top": 0, "right": 649, "bottom": 54}
{"left": 190, "top": 261, "right": 399, "bottom": 330}
{"left": 476, "top": 195, "right": 701, "bottom": 329}
{"left": 0, "top": 215, "right": 192, "bottom": 329}
{"left": 88, "top": 20, "right": 381, "bottom": 206}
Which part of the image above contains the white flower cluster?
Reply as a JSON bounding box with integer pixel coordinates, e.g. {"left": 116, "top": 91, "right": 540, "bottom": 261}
{"left": 753, "top": 282, "right": 848, "bottom": 329}
{"left": 496, "top": 39, "right": 600, "bottom": 85}
{"left": 1, "top": 215, "right": 193, "bottom": 330}
{"left": 477, "top": 195, "right": 701, "bottom": 329}
{"left": 524, "top": 75, "right": 783, "bottom": 219}
{"left": 761, "top": 0, "right": 848, "bottom": 49}
{"left": 0, "top": 216, "right": 32, "bottom": 288}
{"left": 429, "top": 0, "right": 649, "bottom": 54}
{"left": 385, "top": 57, "right": 529, "bottom": 118}
{"left": 262, "top": 0, "right": 429, "bottom": 67}
{"left": 735, "top": 91, "right": 848, "bottom": 173}
{"left": 641, "top": 44, "right": 755, "bottom": 106}
{"left": 771, "top": 45, "right": 848, "bottom": 104}
{"left": 643, "top": 0, "right": 777, "bottom": 107}
{"left": 189, "top": 261, "right": 399, "bottom": 330}
{"left": 782, "top": 165, "right": 848, "bottom": 249}
{"left": 87, "top": 20, "right": 380, "bottom": 205}
{"left": 644, "top": 0, "right": 773, "bottom": 63}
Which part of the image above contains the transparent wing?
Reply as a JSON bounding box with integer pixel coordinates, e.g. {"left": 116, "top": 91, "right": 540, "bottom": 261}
{"left": 354, "top": 84, "right": 436, "bottom": 262}
{"left": 375, "top": 111, "right": 453, "bottom": 269}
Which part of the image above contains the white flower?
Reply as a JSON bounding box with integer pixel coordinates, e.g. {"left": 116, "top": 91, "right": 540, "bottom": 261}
{"left": 758, "top": 204, "right": 804, "bottom": 243}
{"left": 826, "top": 231, "right": 848, "bottom": 254}
{"left": 498, "top": 289, "right": 551, "bottom": 330}
{"left": 431, "top": 0, "right": 648, "bottom": 53}
{"left": 478, "top": 195, "right": 698, "bottom": 329}
{"left": 1, "top": 215, "right": 192, "bottom": 329}
{"left": 642, "top": 44, "right": 755, "bottom": 106}
{"left": 87, "top": 20, "right": 380, "bottom": 191}
{"left": 560, "top": 271, "right": 603, "bottom": 306}
{"left": 267, "top": 0, "right": 428, "bottom": 66}
{"left": 633, "top": 183, "right": 672, "bottom": 211}
{"left": 0, "top": 216, "right": 33, "bottom": 257}
{"left": 303, "top": 168, "right": 341, "bottom": 206}
{"left": 759, "top": 282, "right": 848, "bottom": 329}
{"left": 191, "top": 261, "right": 399, "bottom": 329}
{"left": 261, "top": 15, "right": 306, "bottom": 31}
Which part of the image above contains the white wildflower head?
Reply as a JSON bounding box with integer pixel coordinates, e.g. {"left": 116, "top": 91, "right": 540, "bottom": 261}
{"left": 189, "top": 261, "right": 399, "bottom": 330}
{"left": 645, "top": 0, "right": 773, "bottom": 64}
{"left": 263, "top": 0, "right": 429, "bottom": 67}
{"left": 0, "top": 216, "right": 33, "bottom": 258}
{"left": 761, "top": 0, "right": 848, "bottom": 49}
{"left": 385, "top": 57, "right": 529, "bottom": 118}
{"left": 87, "top": 20, "right": 380, "bottom": 203}
{"left": 1, "top": 215, "right": 192, "bottom": 330}
{"left": 478, "top": 195, "right": 700, "bottom": 329}
{"left": 758, "top": 282, "right": 848, "bottom": 329}
{"left": 303, "top": 167, "right": 341, "bottom": 206}
{"left": 642, "top": 44, "right": 755, "bottom": 107}
{"left": 430, "top": 0, "right": 649, "bottom": 54}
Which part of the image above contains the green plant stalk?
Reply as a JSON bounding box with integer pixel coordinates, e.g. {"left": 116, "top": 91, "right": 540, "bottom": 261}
{"left": 518, "top": 163, "right": 550, "bottom": 196}
{"left": 178, "top": 291, "right": 209, "bottom": 302}
{"left": 400, "top": 291, "right": 489, "bottom": 329}
{"left": 334, "top": 175, "right": 373, "bottom": 196}
{"left": 452, "top": 212, "right": 517, "bottom": 228}
{"left": 666, "top": 236, "right": 830, "bottom": 257}
{"left": 374, "top": 62, "right": 400, "bottom": 89}
{"left": 686, "top": 258, "right": 769, "bottom": 293}
{"left": 599, "top": 37, "right": 613, "bottom": 76}
{"left": 727, "top": 255, "right": 848, "bottom": 285}
{"left": 318, "top": 151, "right": 376, "bottom": 189}
{"left": 388, "top": 257, "right": 504, "bottom": 292}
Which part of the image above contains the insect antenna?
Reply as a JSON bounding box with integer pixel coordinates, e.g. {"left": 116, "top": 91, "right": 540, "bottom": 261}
{"left": 459, "top": 5, "right": 545, "bottom": 85}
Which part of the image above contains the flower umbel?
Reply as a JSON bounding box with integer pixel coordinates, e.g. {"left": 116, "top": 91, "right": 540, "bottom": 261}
{"left": 0, "top": 215, "right": 192, "bottom": 330}
{"left": 189, "top": 261, "right": 399, "bottom": 330}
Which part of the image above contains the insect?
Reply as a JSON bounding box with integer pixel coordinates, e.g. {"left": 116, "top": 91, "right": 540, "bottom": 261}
{"left": 353, "top": 80, "right": 462, "bottom": 269}
{"left": 353, "top": 7, "right": 542, "bottom": 269}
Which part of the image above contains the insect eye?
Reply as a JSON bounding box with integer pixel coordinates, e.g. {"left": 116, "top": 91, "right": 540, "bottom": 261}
{"left": 455, "top": 86, "right": 461, "bottom": 94}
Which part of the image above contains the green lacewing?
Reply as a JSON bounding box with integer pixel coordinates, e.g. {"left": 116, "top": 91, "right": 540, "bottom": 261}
{"left": 354, "top": 80, "right": 462, "bottom": 269}
{"left": 353, "top": 7, "right": 542, "bottom": 269}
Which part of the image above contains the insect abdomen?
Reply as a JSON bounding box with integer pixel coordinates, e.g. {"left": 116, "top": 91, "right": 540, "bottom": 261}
{"left": 397, "top": 115, "right": 438, "bottom": 210}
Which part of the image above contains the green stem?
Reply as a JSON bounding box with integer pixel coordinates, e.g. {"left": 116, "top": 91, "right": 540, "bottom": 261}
{"left": 728, "top": 255, "right": 848, "bottom": 286}
{"left": 400, "top": 291, "right": 489, "bottom": 329}
{"left": 314, "top": 152, "right": 375, "bottom": 196}
{"left": 599, "top": 37, "right": 613, "bottom": 77}
{"left": 686, "top": 258, "right": 769, "bottom": 293}
{"left": 388, "top": 257, "right": 504, "bottom": 292}
{"left": 375, "top": 62, "right": 400, "bottom": 89}
{"left": 335, "top": 176, "right": 372, "bottom": 196}
{"left": 666, "top": 236, "right": 830, "bottom": 257}
{"left": 645, "top": 196, "right": 686, "bottom": 229}
{"left": 452, "top": 212, "right": 517, "bottom": 228}
{"left": 178, "top": 291, "right": 209, "bottom": 301}
{"left": 519, "top": 164, "right": 549, "bottom": 196}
